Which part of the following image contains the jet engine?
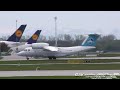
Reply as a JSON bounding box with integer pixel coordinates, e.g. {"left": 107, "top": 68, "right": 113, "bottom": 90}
{"left": 31, "top": 43, "right": 49, "bottom": 49}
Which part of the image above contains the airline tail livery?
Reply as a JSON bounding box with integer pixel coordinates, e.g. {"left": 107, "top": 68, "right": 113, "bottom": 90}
{"left": 27, "top": 30, "right": 41, "bottom": 44}
{"left": 7, "top": 24, "right": 27, "bottom": 42}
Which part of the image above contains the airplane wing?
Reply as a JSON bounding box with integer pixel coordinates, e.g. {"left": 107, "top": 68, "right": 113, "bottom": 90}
{"left": 43, "top": 46, "right": 58, "bottom": 51}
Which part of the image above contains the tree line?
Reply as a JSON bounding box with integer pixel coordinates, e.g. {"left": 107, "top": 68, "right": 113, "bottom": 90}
{"left": 1, "top": 34, "right": 120, "bottom": 52}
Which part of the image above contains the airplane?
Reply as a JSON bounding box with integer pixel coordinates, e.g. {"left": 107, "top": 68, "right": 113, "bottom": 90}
{"left": 17, "top": 34, "right": 100, "bottom": 60}
{"left": 0, "top": 24, "right": 27, "bottom": 48}
{"left": 11, "top": 30, "right": 49, "bottom": 53}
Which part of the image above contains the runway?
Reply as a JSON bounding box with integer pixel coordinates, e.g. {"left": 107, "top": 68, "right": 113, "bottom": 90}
{"left": 0, "top": 70, "right": 120, "bottom": 77}
{"left": 60, "top": 57, "right": 120, "bottom": 60}
{"left": 2, "top": 54, "right": 120, "bottom": 61}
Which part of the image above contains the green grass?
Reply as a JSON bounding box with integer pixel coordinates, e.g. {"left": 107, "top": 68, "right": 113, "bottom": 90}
{"left": 0, "top": 59, "right": 120, "bottom": 70}
{"left": 0, "top": 60, "right": 68, "bottom": 64}
{"left": 1, "top": 59, "right": 120, "bottom": 64}
{"left": 0, "top": 64, "right": 120, "bottom": 70}
{"left": 98, "top": 53, "right": 120, "bottom": 57}
{"left": 86, "top": 59, "right": 120, "bottom": 63}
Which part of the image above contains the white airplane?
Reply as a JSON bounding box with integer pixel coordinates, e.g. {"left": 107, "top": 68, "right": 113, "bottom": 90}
{"left": 11, "top": 30, "right": 49, "bottom": 53}
{"left": 0, "top": 24, "right": 27, "bottom": 48}
{"left": 17, "top": 34, "right": 99, "bottom": 60}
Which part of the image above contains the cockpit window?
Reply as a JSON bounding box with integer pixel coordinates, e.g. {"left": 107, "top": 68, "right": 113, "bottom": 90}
{"left": 24, "top": 49, "right": 30, "bottom": 51}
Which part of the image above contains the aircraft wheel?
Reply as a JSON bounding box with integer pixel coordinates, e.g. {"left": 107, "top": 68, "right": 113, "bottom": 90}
{"left": 53, "top": 57, "right": 56, "bottom": 59}
{"left": 27, "top": 57, "right": 29, "bottom": 60}
{"left": 48, "top": 57, "right": 52, "bottom": 60}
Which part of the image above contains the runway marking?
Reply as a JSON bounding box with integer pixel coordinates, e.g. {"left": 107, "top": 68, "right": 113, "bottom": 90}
{"left": 0, "top": 70, "right": 120, "bottom": 77}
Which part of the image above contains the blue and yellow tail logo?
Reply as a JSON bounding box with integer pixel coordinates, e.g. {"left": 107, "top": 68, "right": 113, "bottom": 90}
{"left": 7, "top": 24, "right": 27, "bottom": 42}
{"left": 15, "top": 30, "right": 23, "bottom": 37}
{"left": 32, "top": 34, "right": 39, "bottom": 40}
{"left": 81, "top": 34, "right": 99, "bottom": 46}
{"left": 27, "top": 30, "right": 41, "bottom": 44}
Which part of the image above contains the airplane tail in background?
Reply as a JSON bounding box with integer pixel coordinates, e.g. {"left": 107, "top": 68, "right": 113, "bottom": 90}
{"left": 7, "top": 24, "right": 27, "bottom": 42}
{"left": 81, "top": 34, "right": 100, "bottom": 46}
{"left": 27, "top": 30, "right": 41, "bottom": 44}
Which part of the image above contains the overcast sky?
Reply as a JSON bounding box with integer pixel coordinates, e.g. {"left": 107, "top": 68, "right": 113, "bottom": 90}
{"left": 0, "top": 11, "right": 120, "bottom": 39}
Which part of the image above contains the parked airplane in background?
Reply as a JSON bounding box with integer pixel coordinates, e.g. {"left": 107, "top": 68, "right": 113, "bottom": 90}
{"left": 11, "top": 30, "right": 49, "bottom": 53}
{"left": 17, "top": 34, "right": 100, "bottom": 60}
{"left": 0, "top": 24, "right": 27, "bottom": 48}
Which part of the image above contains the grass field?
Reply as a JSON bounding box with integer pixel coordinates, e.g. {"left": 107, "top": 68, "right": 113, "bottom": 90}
{"left": 0, "top": 60, "right": 68, "bottom": 64}
{"left": 0, "top": 59, "right": 120, "bottom": 70}
{"left": 98, "top": 53, "right": 120, "bottom": 57}
{"left": 0, "top": 59, "right": 120, "bottom": 78}
{"left": 0, "top": 64, "right": 120, "bottom": 70}
{"left": 1, "top": 59, "right": 120, "bottom": 64}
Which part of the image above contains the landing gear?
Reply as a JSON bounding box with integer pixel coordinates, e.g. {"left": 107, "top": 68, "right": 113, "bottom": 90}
{"left": 53, "top": 57, "right": 56, "bottom": 59}
{"left": 48, "top": 57, "right": 56, "bottom": 60}
{"left": 26, "top": 57, "right": 29, "bottom": 60}
{"left": 85, "top": 60, "right": 91, "bottom": 63}
{"left": 48, "top": 57, "right": 52, "bottom": 60}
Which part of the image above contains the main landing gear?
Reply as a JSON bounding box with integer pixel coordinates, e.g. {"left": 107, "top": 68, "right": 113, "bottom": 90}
{"left": 48, "top": 57, "right": 56, "bottom": 60}
{"left": 85, "top": 60, "right": 91, "bottom": 63}
{"left": 26, "top": 57, "right": 29, "bottom": 60}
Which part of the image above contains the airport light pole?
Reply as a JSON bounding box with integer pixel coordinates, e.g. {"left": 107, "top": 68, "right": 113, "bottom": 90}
{"left": 16, "top": 20, "right": 18, "bottom": 52}
{"left": 16, "top": 20, "right": 20, "bottom": 66}
{"left": 16, "top": 20, "right": 17, "bottom": 43}
{"left": 54, "top": 16, "right": 57, "bottom": 47}
{"left": 16, "top": 20, "right": 17, "bottom": 30}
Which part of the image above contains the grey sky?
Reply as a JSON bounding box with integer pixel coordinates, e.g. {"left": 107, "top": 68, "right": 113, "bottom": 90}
{"left": 0, "top": 11, "right": 120, "bottom": 39}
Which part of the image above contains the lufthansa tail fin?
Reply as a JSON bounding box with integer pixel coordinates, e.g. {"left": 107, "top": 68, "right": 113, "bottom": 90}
{"left": 27, "top": 30, "right": 41, "bottom": 44}
{"left": 7, "top": 24, "right": 27, "bottom": 42}
{"left": 81, "top": 34, "right": 99, "bottom": 46}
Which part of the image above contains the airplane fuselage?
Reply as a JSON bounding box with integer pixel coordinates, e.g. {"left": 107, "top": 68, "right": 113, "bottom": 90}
{"left": 18, "top": 46, "right": 95, "bottom": 58}
{"left": 0, "top": 41, "right": 21, "bottom": 48}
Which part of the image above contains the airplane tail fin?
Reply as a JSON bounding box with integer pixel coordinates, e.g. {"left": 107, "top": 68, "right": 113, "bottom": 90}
{"left": 81, "top": 34, "right": 100, "bottom": 46}
{"left": 27, "top": 30, "right": 41, "bottom": 44}
{"left": 7, "top": 24, "right": 27, "bottom": 42}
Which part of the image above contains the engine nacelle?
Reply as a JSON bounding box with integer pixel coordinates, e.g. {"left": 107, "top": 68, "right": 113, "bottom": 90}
{"left": 31, "top": 43, "right": 49, "bottom": 49}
